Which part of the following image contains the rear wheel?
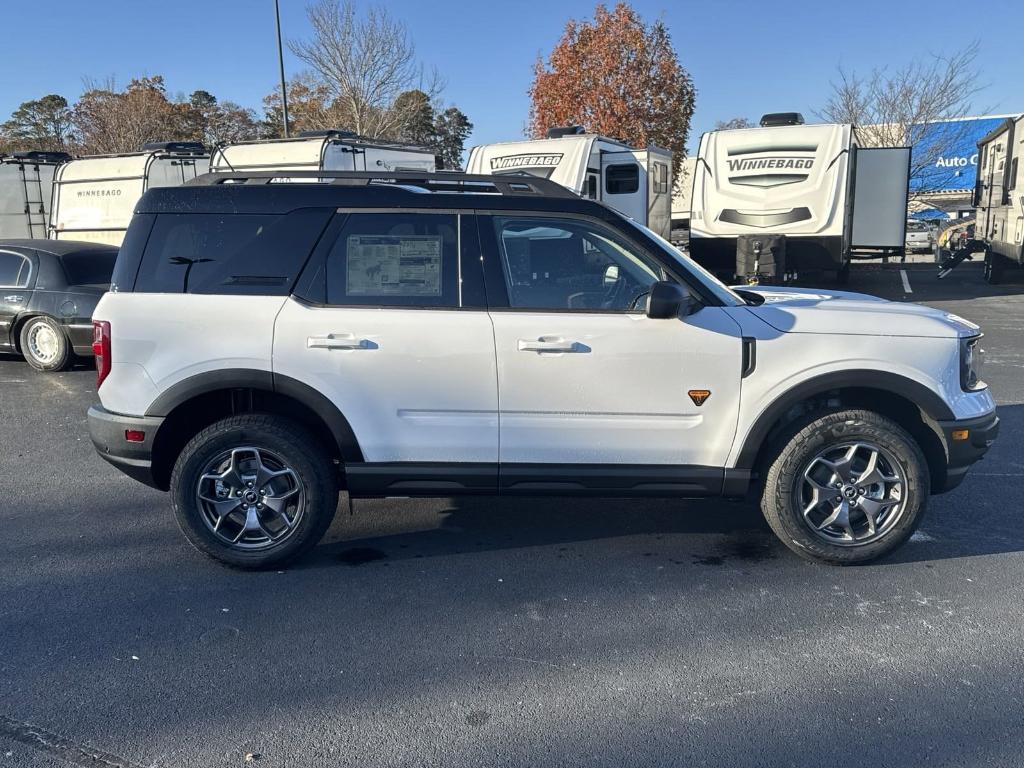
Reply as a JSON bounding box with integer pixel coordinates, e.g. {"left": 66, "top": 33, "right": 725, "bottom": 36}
{"left": 170, "top": 414, "right": 338, "bottom": 569}
{"left": 983, "top": 252, "right": 1004, "bottom": 284}
{"left": 19, "top": 316, "right": 72, "bottom": 372}
{"left": 761, "top": 409, "right": 929, "bottom": 564}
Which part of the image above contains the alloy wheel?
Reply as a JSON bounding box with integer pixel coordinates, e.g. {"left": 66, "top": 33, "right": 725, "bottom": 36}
{"left": 797, "top": 442, "right": 908, "bottom": 546}
{"left": 196, "top": 446, "right": 305, "bottom": 550}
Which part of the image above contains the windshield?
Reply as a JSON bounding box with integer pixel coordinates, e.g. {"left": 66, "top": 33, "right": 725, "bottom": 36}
{"left": 622, "top": 218, "right": 745, "bottom": 306}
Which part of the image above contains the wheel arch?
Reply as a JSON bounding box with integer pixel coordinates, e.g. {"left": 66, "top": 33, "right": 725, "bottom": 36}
{"left": 146, "top": 369, "right": 363, "bottom": 491}
{"left": 735, "top": 370, "right": 952, "bottom": 494}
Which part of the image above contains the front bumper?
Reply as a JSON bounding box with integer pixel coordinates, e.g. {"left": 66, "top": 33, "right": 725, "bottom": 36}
{"left": 936, "top": 410, "right": 1000, "bottom": 492}
{"left": 87, "top": 405, "right": 164, "bottom": 489}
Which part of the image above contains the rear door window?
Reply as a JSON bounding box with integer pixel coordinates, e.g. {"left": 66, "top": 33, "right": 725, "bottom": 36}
{"left": 323, "top": 212, "right": 461, "bottom": 307}
{"left": 0, "top": 251, "right": 30, "bottom": 287}
{"left": 133, "top": 209, "right": 332, "bottom": 294}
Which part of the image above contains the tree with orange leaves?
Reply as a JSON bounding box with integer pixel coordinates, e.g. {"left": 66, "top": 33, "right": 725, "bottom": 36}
{"left": 528, "top": 3, "right": 696, "bottom": 188}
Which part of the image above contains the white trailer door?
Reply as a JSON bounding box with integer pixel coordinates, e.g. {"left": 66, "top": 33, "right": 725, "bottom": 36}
{"left": 601, "top": 151, "right": 646, "bottom": 224}
{"left": 851, "top": 147, "right": 911, "bottom": 249}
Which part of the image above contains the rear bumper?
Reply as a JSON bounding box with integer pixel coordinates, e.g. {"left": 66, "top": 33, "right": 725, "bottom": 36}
{"left": 87, "top": 405, "right": 164, "bottom": 489}
{"left": 66, "top": 322, "right": 94, "bottom": 355}
{"left": 937, "top": 410, "right": 1000, "bottom": 492}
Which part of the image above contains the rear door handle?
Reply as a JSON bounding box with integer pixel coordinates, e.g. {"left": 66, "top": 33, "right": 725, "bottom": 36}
{"left": 307, "top": 333, "right": 373, "bottom": 350}
{"left": 4, "top": 295, "right": 24, "bottom": 303}
{"left": 518, "top": 337, "right": 582, "bottom": 353}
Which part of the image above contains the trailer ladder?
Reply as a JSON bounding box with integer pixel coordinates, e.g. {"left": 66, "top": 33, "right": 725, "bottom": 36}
{"left": 937, "top": 239, "right": 989, "bottom": 279}
{"left": 19, "top": 164, "right": 48, "bottom": 239}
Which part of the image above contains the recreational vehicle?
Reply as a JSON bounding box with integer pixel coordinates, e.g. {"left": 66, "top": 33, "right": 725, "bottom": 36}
{"left": 973, "top": 114, "right": 1024, "bottom": 282}
{"left": 0, "top": 151, "right": 70, "bottom": 239}
{"left": 465, "top": 127, "right": 673, "bottom": 239}
{"left": 689, "top": 113, "right": 911, "bottom": 282}
{"left": 209, "top": 130, "right": 438, "bottom": 175}
{"left": 50, "top": 142, "right": 209, "bottom": 246}
{"left": 671, "top": 156, "right": 697, "bottom": 245}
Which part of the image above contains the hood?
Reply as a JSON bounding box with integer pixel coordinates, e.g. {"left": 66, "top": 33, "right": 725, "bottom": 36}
{"left": 738, "top": 285, "right": 979, "bottom": 339}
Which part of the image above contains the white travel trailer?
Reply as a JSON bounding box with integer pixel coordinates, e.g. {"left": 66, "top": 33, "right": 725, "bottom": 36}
{"left": 209, "top": 130, "right": 438, "bottom": 175}
{"left": 670, "top": 156, "right": 697, "bottom": 244}
{"left": 50, "top": 142, "right": 210, "bottom": 246}
{"left": 973, "top": 114, "right": 1024, "bottom": 283}
{"left": 690, "top": 113, "right": 911, "bottom": 281}
{"left": 0, "top": 151, "right": 70, "bottom": 239}
{"left": 465, "top": 127, "right": 673, "bottom": 239}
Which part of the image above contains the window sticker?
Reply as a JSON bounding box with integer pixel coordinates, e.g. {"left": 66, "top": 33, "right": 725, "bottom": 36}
{"left": 346, "top": 235, "right": 442, "bottom": 296}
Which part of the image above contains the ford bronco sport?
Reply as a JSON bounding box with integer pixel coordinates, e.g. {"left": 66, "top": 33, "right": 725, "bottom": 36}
{"left": 87, "top": 171, "right": 998, "bottom": 568}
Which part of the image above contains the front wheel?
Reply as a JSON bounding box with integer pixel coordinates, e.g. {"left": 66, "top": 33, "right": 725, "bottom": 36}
{"left": 760, "top": 409, "right": 929, "bottom": 565}
{"left": 170, "top": 414, "right": 338, "bottom": 569}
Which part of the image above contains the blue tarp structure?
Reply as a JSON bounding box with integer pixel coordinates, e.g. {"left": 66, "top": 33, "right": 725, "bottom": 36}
{"left": 910, "top": 207, "right": 950, "bottom": 220}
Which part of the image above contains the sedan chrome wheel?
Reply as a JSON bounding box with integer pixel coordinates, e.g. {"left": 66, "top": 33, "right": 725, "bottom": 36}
{"left": 797, "top": 442, "right": 908, "bottom": 547}
{"left": 27, "top": 323, "right": 60, "bottom": 365}
{"left": 196, "top": 447, "right": 305, "bottom": 550}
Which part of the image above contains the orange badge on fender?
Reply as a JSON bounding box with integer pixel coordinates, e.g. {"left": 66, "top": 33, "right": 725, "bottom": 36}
{"left": 688, "top": 390, "right": 711, "bottom": 407}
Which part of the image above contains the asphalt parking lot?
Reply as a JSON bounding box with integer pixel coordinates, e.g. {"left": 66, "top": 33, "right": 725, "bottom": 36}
{"left": 1, "top": 263, "right": 1023, "bottom": 768}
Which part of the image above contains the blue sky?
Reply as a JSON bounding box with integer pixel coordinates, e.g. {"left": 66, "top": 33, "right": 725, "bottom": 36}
{"left": 1, "top": 0, "right": 1022, "bottom": 153}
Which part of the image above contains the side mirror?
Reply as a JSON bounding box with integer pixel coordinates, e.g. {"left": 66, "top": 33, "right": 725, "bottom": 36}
{"left": 646, "top": 281, "right": 692, "bottom": 319}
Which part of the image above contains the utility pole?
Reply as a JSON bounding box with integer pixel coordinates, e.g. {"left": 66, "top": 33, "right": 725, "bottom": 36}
{"left": 274, "top": 0, "right": 290, "bottom": 137}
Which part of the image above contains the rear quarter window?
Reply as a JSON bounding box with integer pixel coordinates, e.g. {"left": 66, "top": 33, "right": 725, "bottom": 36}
{"left": 61, "top": 251, "right": 117, "bottom": 286}
{"left": 132, "top": 209, "right": 333, "bottom": 295}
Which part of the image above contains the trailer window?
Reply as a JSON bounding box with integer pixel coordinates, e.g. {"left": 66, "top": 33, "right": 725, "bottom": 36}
{"left": 1010, "top": 158, "right": 1019, "bottom": 192}
{"left": 652, "top": 162, "right": 670, "bottom": 194}
{"left": 605, "top": 164, "right": 640, "bottom": 195}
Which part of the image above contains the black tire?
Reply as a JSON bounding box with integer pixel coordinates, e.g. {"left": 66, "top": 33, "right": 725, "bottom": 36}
{"left": 170, "top": 414, "right": 338, "bottom": 569}
{"left": 983, "top": 252, "right": 1003, "bottom": 285}
{"left": 19, "top": 316, "right": 72, "bottom": 372}
{"left": 760, "top": 409, "right": 929, "bottom": 565}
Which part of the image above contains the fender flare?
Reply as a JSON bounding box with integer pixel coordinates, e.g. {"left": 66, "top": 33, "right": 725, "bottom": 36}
{"left": 733, "top": 369, "right": 954, "bottom": 471}
{"left": 145, "top": 368, "right": 364, "bottom": 462}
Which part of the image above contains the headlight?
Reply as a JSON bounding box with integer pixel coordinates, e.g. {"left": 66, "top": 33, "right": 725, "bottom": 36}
{"left": 960, "top": 335, "right": 986, "bottom": 391}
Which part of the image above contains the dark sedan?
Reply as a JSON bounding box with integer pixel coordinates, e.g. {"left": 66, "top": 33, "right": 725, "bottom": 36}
{"left": 0, "top": 239, "right": 117, "bottom": 371}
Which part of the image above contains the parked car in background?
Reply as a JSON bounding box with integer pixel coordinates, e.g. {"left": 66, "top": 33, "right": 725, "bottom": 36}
{"left": 905, "top": 220, "right": 935, "bottom": 253}
{"left": 0, "top": 239, "right": 117, "bottom": 371}
{"left": 88, "top": 171, "right": 997, "bottom": 570}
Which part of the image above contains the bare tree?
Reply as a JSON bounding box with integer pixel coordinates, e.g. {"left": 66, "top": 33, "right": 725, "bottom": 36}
{"left": 714, "top": 117, "right": 754, "bottom": 131}
{"left": 74, "top": 76, "right": 189, "bottom": 154}
{"left": 289, "top": 0, "right": 443, "bottom": 137}
{"left": 820, "top": 43, "right": 985, "bottom": 195}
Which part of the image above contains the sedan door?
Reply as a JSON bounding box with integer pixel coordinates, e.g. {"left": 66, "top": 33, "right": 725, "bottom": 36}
{"left": 480, "top": 213, "right": 745, "bottom": 493}
{"left": 272, "top": 209, "right": 500, "bottom": 494}
{"left": 0, "top": 249, "right": 33, "bottom": 350}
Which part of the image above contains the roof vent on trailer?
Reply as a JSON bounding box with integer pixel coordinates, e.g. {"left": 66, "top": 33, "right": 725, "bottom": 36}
{"left": 760, "top": 112, "right": 805, "bottom": 127}
{"left": 10, "top": 150, "right": 72, "bottom": 163}
{"left": 299, "top": 129, "right": 358, "bottom": 139}
{"left": 142, "top": 141, "right": 207, "bottom": 154}
{"left": 546, "top": 125, "right": 586, "bottom": 139}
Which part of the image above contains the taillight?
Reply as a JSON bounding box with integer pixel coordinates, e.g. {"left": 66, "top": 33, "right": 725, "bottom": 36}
{"left": 92, "top": 320, "right": 111, "bottom": 389}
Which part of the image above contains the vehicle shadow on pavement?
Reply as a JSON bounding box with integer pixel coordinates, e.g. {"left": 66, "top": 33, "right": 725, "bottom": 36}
{"left": 307, "top": 402, "right": 1024, "bottom": 572}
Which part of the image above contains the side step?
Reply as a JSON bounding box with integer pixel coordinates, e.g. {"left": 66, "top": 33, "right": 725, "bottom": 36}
{"left": 937, "top": 240, "right": 988, "bottom": 279}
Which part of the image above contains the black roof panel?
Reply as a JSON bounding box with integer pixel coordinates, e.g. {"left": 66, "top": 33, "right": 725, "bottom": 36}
{"left": 0, "top": 238, "right": 119, "bottom": 257}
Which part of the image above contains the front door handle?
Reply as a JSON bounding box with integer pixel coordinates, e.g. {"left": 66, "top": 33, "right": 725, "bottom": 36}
{"left": 518, "top": 337, "right": 582, "bottom": 353}
{"left": 307, "top": 333, "right": 373, "bottom": 350}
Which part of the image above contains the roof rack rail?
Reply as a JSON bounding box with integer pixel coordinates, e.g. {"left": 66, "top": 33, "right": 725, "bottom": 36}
{"left": 9, "top": 150, "right": 72, "bottom": 163}
{"left": 187, "top": 170, "right": 579, "bottom": 198}
{"left": 141, "top": 141, "right": 207, "bottom": 154}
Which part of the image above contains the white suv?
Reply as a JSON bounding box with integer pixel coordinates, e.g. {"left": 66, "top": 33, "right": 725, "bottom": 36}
{"left": 88, "top": 172, "right": 999, "bottom": 568}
